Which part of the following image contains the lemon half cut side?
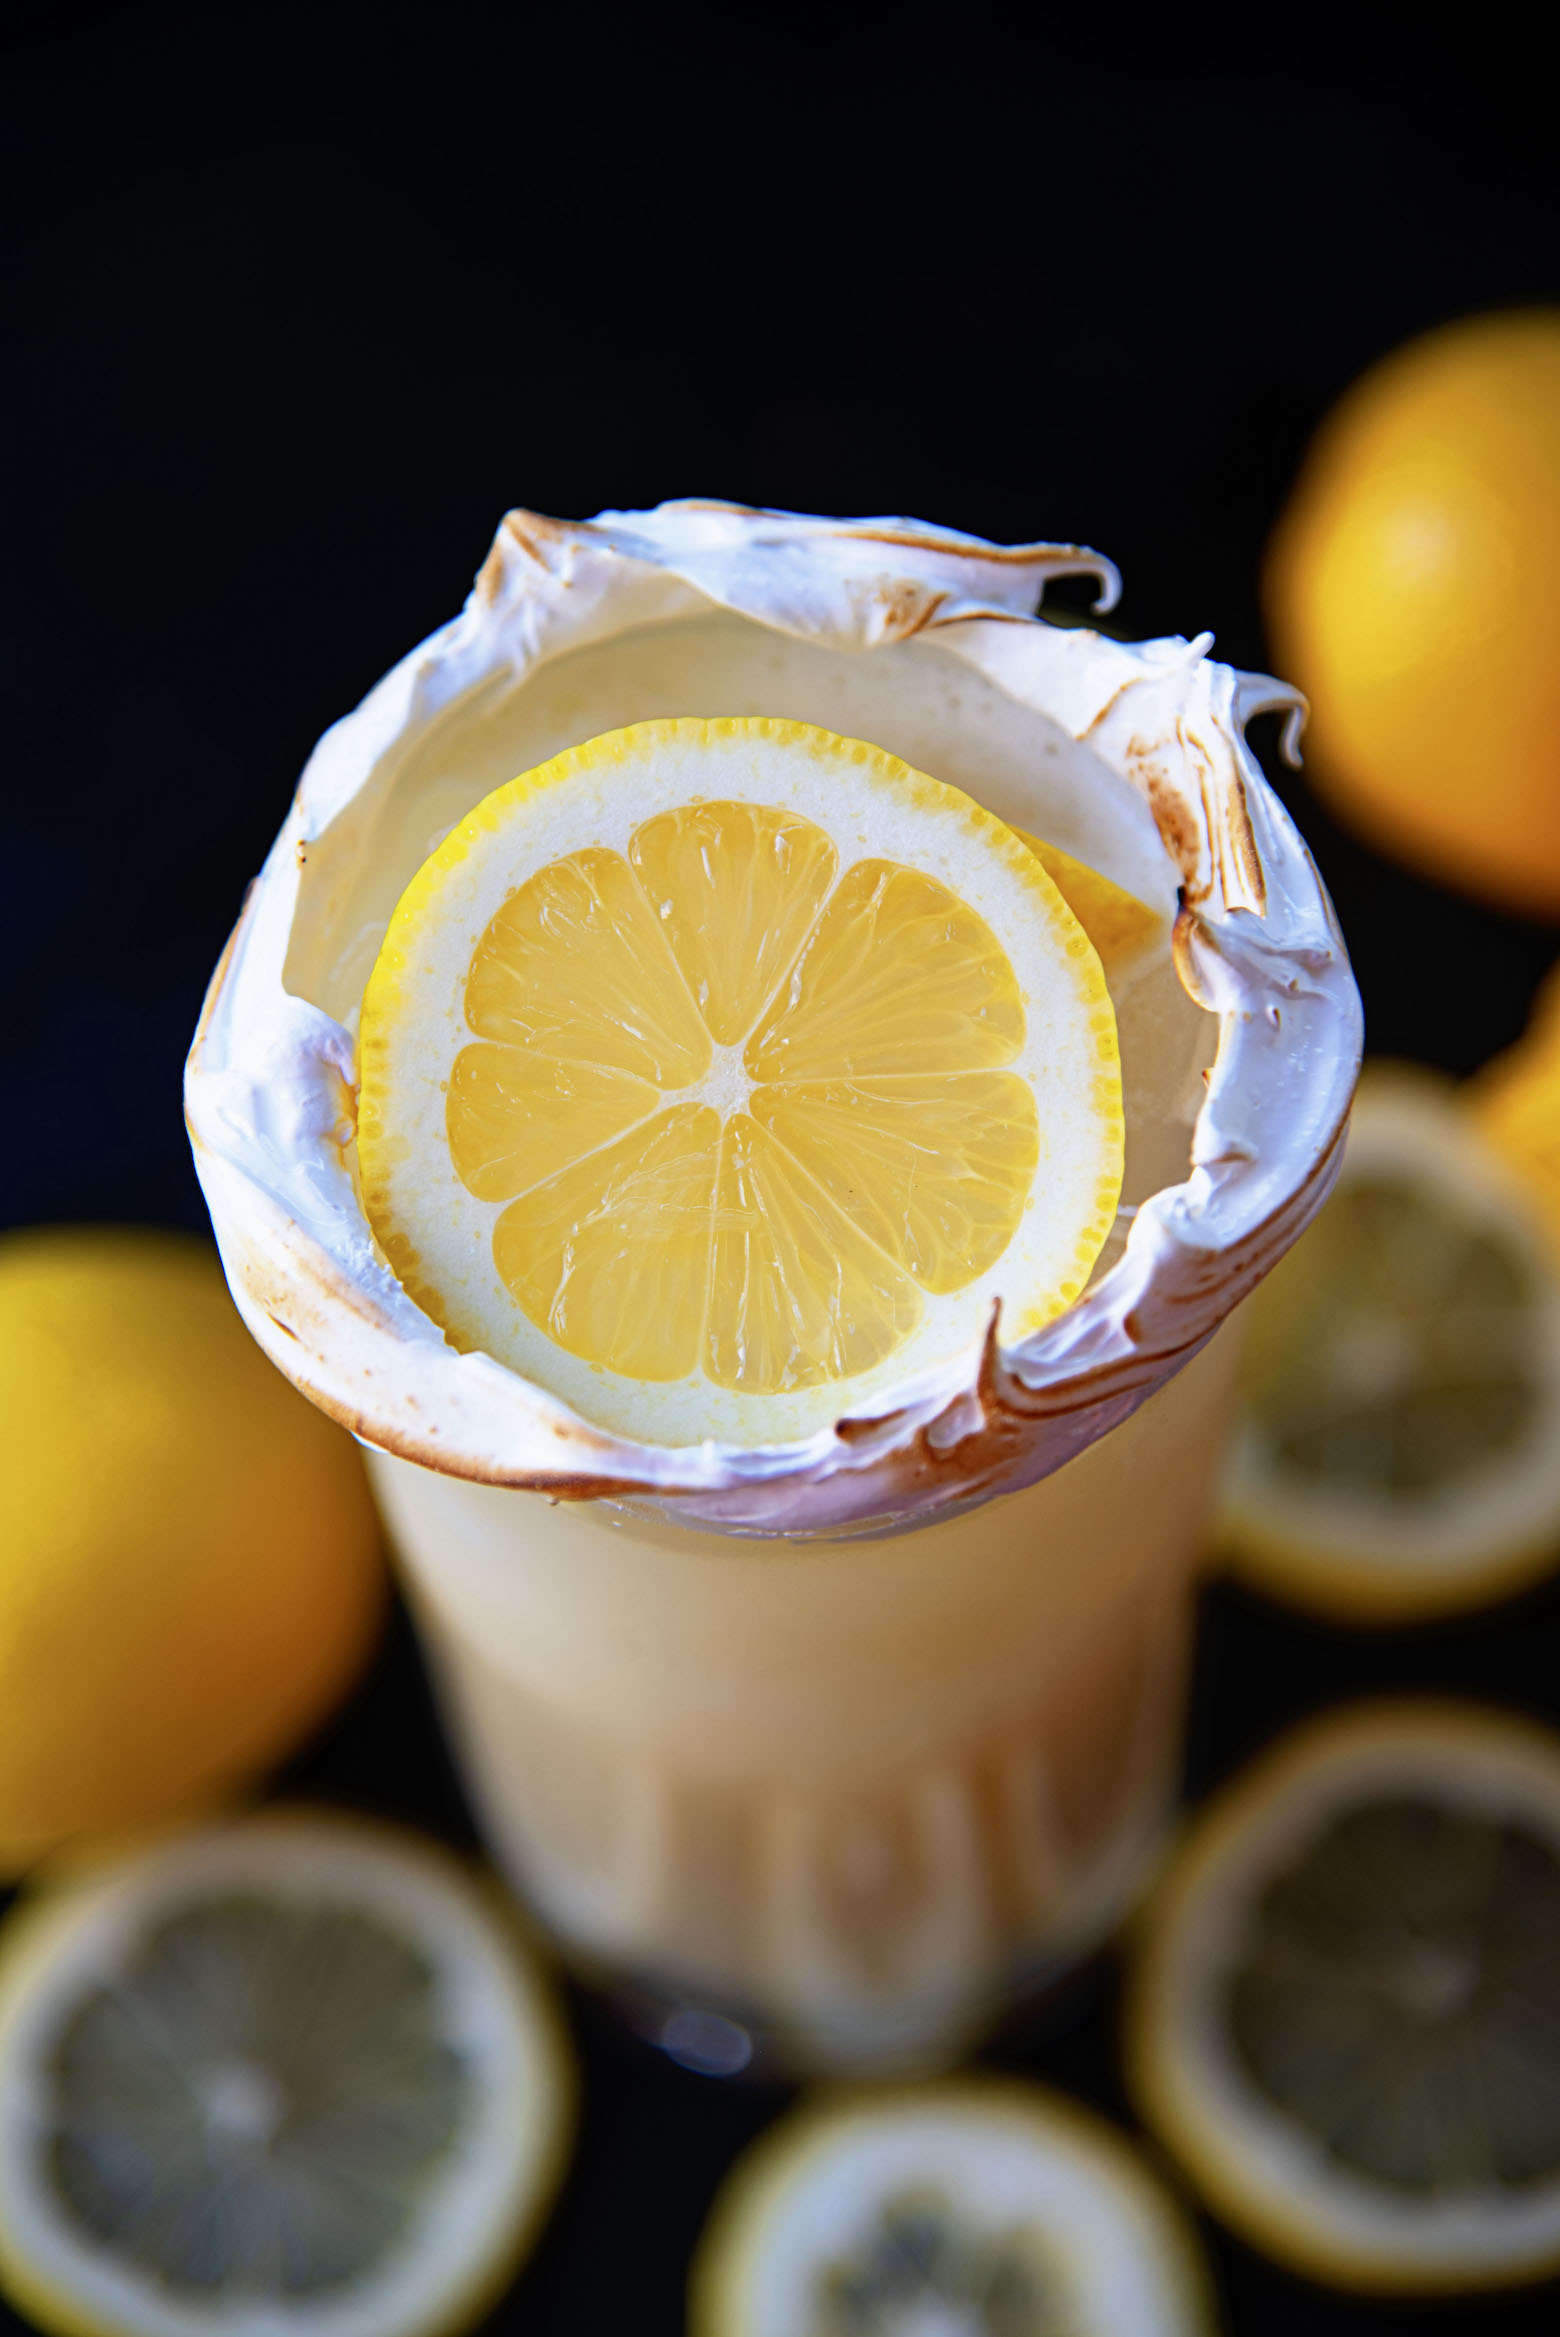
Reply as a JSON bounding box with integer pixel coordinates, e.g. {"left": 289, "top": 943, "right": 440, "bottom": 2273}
{"left": 357, "top": 717, "right": 1125, "bottom": 1449}
{"left": 1127, "top": 1701, "right": 1560, "bottom": 2294}
{"left": 0, "top": 1811, "right": 575, "bottom": 2337}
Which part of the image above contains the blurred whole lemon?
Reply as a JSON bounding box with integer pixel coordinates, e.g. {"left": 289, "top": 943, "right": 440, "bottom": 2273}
{"left": 1265, "top": 309, "right": 1560, "bottom": 913}
{"left": 0, "top": 1227, "right": 384, "bottom": 1873}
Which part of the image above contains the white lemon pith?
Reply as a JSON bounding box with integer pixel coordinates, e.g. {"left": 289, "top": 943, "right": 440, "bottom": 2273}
{"left": 357, "top": 718, "right": 1124, "bottom": 1446}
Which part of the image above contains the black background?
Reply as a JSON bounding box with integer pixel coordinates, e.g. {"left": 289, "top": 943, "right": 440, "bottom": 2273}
{"left": 4, "top": 9, "right": 1560, "bottom": 2330}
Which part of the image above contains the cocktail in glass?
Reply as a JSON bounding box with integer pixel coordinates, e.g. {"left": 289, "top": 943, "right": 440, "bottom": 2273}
{"left": 187, "top": 506, "right": 1360, "bottom": 2072}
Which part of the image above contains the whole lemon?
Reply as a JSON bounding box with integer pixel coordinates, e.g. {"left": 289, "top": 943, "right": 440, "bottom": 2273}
{"left": 1265, "top": 309, "right": 1560, "bottom": 913}
{"left": 0, "top": 1227, "right": 385, "bottom": 1873}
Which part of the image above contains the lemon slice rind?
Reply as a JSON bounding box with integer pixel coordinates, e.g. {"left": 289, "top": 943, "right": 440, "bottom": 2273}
{"left": 0, "top": 1811, "right": 575, "bottom": 2337}
{"left": 1126, "top": 1700, "right": 1560, "bottom": 2294}
{"left": 1219, "top": 1064, "right": 1560, "bottom": 1623}
{"left": 689, "top": 2077, "right": 1214, "bottom": 2337}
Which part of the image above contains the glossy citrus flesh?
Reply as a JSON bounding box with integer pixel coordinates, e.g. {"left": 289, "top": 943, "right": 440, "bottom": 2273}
{"left": 1265, "top": 309, "right": 1560, "bottom": 912}
{"left": 454, "top": 831, "right": 1035, "bottom": 1387}
{"left": 358, "top": 719, "right": 1124, "bottom": 1445}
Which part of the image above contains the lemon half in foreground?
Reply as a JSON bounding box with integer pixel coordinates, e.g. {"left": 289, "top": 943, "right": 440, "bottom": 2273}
{"left": 1218, "top": 1065, "right": 1560, "bottom": 1622}
{"left": 690, "top": 2079, "right": 1213, "bottom": 2336}
{"left": 357, "top": 718, "right": 1124, "bottom": 1447}
{"left": 0, "top": 1812, "right": 574, "bottom": 2337}
{"left": 1127, "top": 1700, "right": 1560, "bottom": 2294}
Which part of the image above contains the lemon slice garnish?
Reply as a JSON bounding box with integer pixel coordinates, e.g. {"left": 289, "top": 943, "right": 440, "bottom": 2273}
{"left": 1012, "top": 827, "right": 1165, "bottom": 975}
{"left": 690, "top": 2078, "right": 1214, "bottom": 2336}
{"left": 0, "top": 1811, "right": 574, "bottom": 2337}
{"left": 1127, "top": 1700, "right": 1560, "bottom": 2294}
{"left": 1218, "top": 1063, "right": 1560, "bottom": 1622}
{"left": 357, "top": 718, "right": 1124, "bottom": 1447}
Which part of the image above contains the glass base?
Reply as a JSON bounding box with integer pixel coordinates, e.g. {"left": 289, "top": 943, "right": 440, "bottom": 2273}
{"left": 554, "top": 1790, "right": 1173, "bottom": 2081}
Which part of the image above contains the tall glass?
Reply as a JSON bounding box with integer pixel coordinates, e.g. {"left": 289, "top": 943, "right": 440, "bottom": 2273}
{"left": 369, "top": 1326, "right": 1239, "bottom": 2072}
{"left": 186, "top": 506, "right": 1360, "bottom": 2076}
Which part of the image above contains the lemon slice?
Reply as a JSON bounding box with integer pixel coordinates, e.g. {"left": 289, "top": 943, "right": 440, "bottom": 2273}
{"left": 1012, "top": 828, "right": 1164, "bottom": 976}
{"left": 0, "top": 1811, "right": 574, "bottom": 2337}
{"left": 357, "top": 717, "right": 1124, "bottom": 1447}
{"left": 1126, "top": 1700, "right": 1560, "bottom": 2294}
{"left": 689, "top": 2079, "right": 1214, "bottom": 2336}
{"left": 1217, "top": 1063, "right": 1560, "bottom": 1621}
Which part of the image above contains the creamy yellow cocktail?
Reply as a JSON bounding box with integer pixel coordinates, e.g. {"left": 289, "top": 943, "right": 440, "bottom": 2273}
{"left": 371, "top": 1330, "right": 1237, "bottom": 2070}
{"left": 187, "top": 506, "right": 1360, "bottom": 2070}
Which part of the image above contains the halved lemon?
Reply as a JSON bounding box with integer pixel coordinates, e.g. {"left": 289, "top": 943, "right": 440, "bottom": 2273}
{"left": 0, "top": 1811, "right": 574, "bottom": 2337}
{"left": 1217, "top": 1063, "right": 1560, "bottom": 1621}
{"left": 357, "top": 717, "right": 1124, "bottom": 1447}
{"left": 1126, "top": 1700, "right": 1560, "bottom": 2294}
{"left": 689, "top": 2078, "right": 1214, "bottom": 2336}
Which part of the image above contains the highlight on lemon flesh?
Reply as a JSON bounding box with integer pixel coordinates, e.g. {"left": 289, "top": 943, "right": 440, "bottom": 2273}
{"left": 356, "top": 717, "right": 1124, "bottom": 1448}
{"left": 1217, "top": 1063, "right": 1560, "bottom": 1623}
{"left": 0, "top": 1228, "right": 385, "bottom": 1874}
{"left": 689, "top": 2078, "right": 1214, "bottom": 2337}
{"left": 1127, "top": 1699, "right": 1560, "bottom": 2294}
{"left": 0, "top": 1810, "right": 575, "bottom": 2337}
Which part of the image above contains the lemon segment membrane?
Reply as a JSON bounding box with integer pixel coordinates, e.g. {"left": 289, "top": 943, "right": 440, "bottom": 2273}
{"left": 357, "top": 718, "right": 1124, "bottom": 1448}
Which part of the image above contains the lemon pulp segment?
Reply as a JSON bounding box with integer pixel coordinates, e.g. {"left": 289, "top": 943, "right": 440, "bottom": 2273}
{"left": 358, "top": 719, "right": 1123, "bottom": 1441}
{"left": 455, "top": 829, "right": 1031, "bottom": 1388}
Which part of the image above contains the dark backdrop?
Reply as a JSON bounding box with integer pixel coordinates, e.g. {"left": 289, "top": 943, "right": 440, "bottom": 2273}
{"left": 3, "top": 11, "right": 1559, "bottom": 2331}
